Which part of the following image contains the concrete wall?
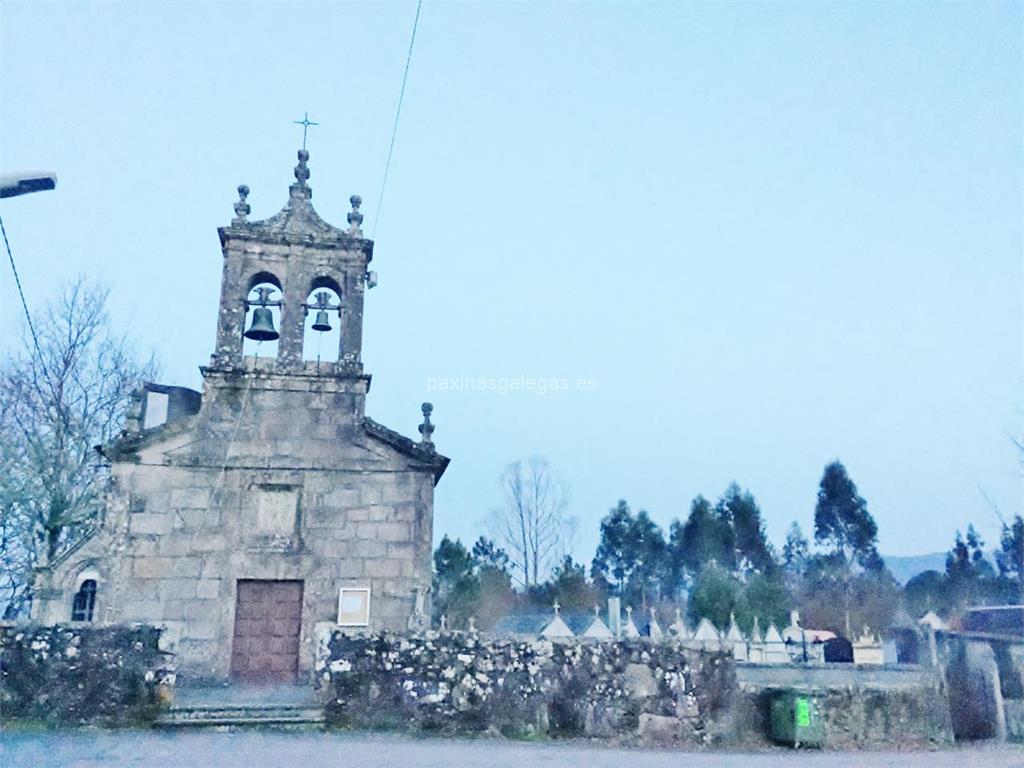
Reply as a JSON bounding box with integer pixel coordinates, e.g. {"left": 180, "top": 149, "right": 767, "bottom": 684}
{"left": 939, "top": 633, "right": 1024, "bottom": 742}
{"left": 736, "top": 663, "right": 954, "bottom": 747}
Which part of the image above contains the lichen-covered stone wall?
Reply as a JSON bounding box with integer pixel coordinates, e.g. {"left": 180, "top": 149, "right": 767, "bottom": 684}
{"left": 317, "top": 630, "right": 736, "bottom": 744}
{"left": 0, "top": 623, "right": 174, "bottom": 726}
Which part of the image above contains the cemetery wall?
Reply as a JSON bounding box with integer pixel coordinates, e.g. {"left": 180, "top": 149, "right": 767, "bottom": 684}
{"left": 317, "top": 630, "right": 737, "bottom": 744}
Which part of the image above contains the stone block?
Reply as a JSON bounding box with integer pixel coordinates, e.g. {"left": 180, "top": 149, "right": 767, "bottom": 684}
{"left": 196, "top": 579, "right": 221, "bottom": 599}
{"left": 170, "top": 487, "right": 212, "bottom": 509}
{"left": 367, "top": 506, "right": 391, "bottom": 522}
{"left": 159, "top": 578, "right": 198, "bottom": 600}
{"left": 120, "top": 599, "right": 159, "bottom": 620}
{"left": 187, "top": 620, "right": 220, "bottom": 640}
{"left": 200, "top": 558, "right": 225, "bottom": 579}
{"left": 349, "top": 540, "right": 386, "bottom": 559}
{"left": 163, "top": 599, "right": 188, "bottom": 619}
{"left": 386, "top": 542, "right": 416, "bottom": 559}
{"left": 359, "top": 486, "right": 383, "bottom": 505}
{"left": 391, "top": 503, "right": 417, "bottom": 522}
{"left": 324, "top": 488, "right": 360, "bottom": 508}
{"left": 131, "top": 538, "right": 158, "bottom": 557}
{"left": 334, "top": 559, "right": 365, "bottom": 578}
{"left": 365, "top": 559, "right": 401, "bottom": 578}
{"left": 191, "top": 534, "right": 227, "bottom": 552}
{"left": 624, "top": 663, "right": 659, "bottom": 699}
{"left": 133, "top": 556, "right": 173, "bottom": 579}
{"left": 157, "top": 536, "right": 197, "bottom": 557}
{"left": 122, "top": 579, "right": 160, "bottom": 602}
{"left": 130, "top": 513, "right": 171, "bottom": 536}
{"left": 355, "top": 522, "right": 379, "bottom": 540}
{"left": 638, "top": 713, "right": 683, "bottom": 742}
{"left": 167, "top": 557, "right": 203, "bottom": 578}
{"left": 180, "top": 599, "right": 221, "bottom": 624}
{"left": 378, "top": 522, "right": 410, "bottom": 542}
{"left": 173, "top": 508, "right": 221, "bottom": 531}
{"left": 585, "top": 703, "right": 623, "bottom": 737}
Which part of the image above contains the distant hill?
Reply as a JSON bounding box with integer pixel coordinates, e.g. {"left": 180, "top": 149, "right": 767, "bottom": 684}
{"left": 883, "top": 552, "right": 947, "bottom": 584}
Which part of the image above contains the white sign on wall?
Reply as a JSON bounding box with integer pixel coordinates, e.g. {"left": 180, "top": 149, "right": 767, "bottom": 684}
{"left": 337, "top": 587, "right": 371, "bottom": 626}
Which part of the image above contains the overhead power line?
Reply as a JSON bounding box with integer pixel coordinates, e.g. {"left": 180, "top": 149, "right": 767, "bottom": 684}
{"left": 1, "top": 215, "right": 44, "bottom": 362}
{"left": 372, "top": 0, "right": 423, "bottom": 239}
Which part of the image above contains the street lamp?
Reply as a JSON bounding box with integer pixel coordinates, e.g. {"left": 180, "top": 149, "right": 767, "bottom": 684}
{"left": 0, "top": 171, "right": 57, "bottom": 199}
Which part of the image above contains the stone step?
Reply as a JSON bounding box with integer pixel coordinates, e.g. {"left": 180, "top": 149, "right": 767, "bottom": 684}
{"left": 163, "top": 704, "right": 324, "bottom": 720}
{"left": 156, "top": 704, "right": 325, "bottom": 730}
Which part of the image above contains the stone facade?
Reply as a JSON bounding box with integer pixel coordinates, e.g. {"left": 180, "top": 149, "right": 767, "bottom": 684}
{"left": 31, "top": 150, "right": 448, "bottom": 682}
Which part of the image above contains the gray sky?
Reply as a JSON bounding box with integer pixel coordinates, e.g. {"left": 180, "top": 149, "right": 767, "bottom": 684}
{"left": 2, "top": 2, "right": 1020, "bottom": 560}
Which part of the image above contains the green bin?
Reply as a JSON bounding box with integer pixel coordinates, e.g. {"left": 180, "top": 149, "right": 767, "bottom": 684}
{"left": 769, "top": 690, "right": 824, "bottom": 747}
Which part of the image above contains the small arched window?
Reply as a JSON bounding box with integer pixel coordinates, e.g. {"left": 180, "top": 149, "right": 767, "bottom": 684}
{"left": 71, "top": 579, "right": 97, "bottom": 622}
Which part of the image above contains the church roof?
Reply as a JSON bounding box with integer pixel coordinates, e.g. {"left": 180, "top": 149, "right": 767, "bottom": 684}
{"left": 363, "top": 417, "right": 450, "bottom": 481}
{"left": 218, "top": 149, "right": 372, "bottom": 254}
{"left": 100, "top": 413, "right": 448, "bottom": 481}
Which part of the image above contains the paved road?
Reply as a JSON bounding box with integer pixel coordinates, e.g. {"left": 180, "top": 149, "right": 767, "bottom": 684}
{"left": 2, "top": 731, "right": 1022, "bottom": 768}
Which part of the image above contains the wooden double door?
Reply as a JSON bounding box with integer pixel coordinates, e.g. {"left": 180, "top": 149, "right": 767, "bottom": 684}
{"left": 230, "top": 579, "right": 303, "bottom": 682}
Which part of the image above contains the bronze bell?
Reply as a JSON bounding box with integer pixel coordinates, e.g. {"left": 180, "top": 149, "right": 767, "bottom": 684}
{"left": 311, "top": 309, "right": 332, "bottom": 333}
{"left": 244, "top": 307, "right": 279, "bottom": 341}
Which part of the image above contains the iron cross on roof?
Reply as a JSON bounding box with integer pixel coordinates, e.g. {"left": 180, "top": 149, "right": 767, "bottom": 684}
{"left": 293, "top": 112, "right": 319, "bottom": 150}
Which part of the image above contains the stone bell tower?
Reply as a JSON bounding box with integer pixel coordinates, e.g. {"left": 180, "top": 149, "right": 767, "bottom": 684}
{"left": 204, "top": 147, "right": 378, "bottom": 430}
{"left": 210, "top": 149, "right": 372, "bottom": 380}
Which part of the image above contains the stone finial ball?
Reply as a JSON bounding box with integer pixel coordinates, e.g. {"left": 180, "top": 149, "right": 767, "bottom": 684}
{"left": 421, "top": 402, "right": 433, "bottom": 415}
{"left": 238, "top": 184, "right": 250, "bottom": 197}
{"left": 350, "top": 195, "right": 362, "bottom": 207}
{"left": 297, "top": 149, "right": 310, "bottom": 162}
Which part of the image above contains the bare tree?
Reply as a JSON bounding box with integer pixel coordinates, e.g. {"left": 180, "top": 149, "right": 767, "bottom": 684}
{"left": 0, "top": 280, "right": 155, "bottom": 617}
{"left": 489, "top": 457, "right": 573, "bottom": 588}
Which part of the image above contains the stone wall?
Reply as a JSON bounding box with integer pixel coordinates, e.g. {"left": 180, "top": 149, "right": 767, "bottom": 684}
{"left": 736, "top": 663, "right": 954, "bottom": 747}
{"left": 0, "top": 623, "right": 174, "bottom": 726}
{"left": 317, "top": 630, "right": 736, "bottom": 744}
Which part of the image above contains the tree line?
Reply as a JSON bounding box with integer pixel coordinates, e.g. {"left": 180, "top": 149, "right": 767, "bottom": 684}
{"left": 436, "top": 460, "right": 1024, "bottom": 637}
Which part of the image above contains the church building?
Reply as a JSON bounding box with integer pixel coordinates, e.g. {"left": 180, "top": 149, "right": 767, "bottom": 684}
{"left": 32, "top": 149, "right": 449, "bottom": 683}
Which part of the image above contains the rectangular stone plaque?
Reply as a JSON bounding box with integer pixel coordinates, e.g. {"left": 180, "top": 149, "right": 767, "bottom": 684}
{"left": 255, "top": 487, "right": 298, "bottom": 534}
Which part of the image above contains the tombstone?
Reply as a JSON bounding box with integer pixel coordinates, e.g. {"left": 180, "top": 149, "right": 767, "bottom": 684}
{"left": 824, "top": 636, "right": 854, "bottom": 663}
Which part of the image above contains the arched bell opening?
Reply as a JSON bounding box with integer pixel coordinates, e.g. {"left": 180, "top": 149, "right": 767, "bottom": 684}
{"left": 302, "top": 280, "right": 342, "bottom": 363}
{"left": 243, "top": 278, "right": 283, "bottom": 359}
